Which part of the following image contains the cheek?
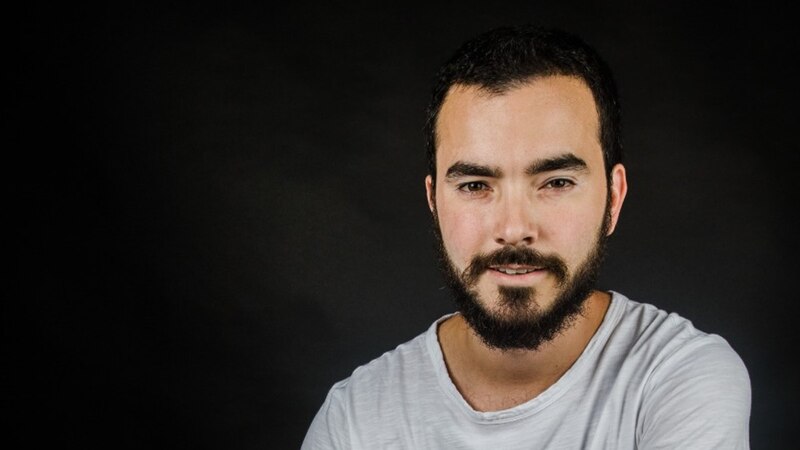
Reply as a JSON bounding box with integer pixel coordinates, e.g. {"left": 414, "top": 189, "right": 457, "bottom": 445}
{"left": 539, "top": 200, "right": 606, "bottom": 261}
{"left": 437, "top": 205, "right": 486, "bottom": 265}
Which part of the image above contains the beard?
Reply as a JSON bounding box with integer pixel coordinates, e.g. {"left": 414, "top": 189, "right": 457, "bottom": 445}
{"left": 433, "top": 200, "right": 611, "bottom": 352}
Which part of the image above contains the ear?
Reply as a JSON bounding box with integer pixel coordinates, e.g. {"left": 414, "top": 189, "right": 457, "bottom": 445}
{"left": 606, "top": 163, "right": 628, "bottom": 235}
{"left": 425, "top": 175, "right": 436, "bottom": 213}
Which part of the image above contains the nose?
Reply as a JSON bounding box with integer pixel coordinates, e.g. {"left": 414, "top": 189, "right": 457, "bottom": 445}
{"left": 493, "top": 191, "right": 536, "bottom": 246}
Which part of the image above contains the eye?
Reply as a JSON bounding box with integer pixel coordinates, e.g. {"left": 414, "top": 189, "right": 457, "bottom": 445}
{"left": 543, "top": 178, "right": 575, "bottom": 190}
{"left": 457, "top": 181, "right": 490, "bottom": 193}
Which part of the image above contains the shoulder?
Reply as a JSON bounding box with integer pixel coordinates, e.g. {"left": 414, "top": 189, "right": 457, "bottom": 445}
{"left": 610, "top": 293, "right": 751, "bottom": 448}
{"left": 639, "top": 335, "right": 751, "bottom": 448}
{"left": 343, "top": 319, "right": 442, "bottom": 397}
{"left": 609, "top": 294, "right": 743, "bottom": 368}
{"left": 302, "top": 319, "right": 446, "bottom": 449}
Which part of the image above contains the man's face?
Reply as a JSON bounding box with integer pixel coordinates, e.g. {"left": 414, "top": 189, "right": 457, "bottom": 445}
{"left": 425, "top": 76, "right": 627, "bottom": 350}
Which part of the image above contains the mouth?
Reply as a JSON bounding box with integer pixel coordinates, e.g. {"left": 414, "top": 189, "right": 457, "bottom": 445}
{"left": 489, "top": 265, "right": 543, "bottom": 275}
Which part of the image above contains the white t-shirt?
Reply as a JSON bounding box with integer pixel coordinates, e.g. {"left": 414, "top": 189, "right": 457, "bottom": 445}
{"left": 302, "top": 292, "right": 750, "bottom": 449}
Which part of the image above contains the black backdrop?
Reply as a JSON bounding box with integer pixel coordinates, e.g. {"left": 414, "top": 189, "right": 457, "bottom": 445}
{"left": 15, "top": 2, "right": 798, "bottom": 449}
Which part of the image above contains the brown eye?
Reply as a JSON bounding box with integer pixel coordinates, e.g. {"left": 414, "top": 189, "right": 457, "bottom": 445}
{"left": 545, "top": 178, "right": 574, "bottom": 189}
{"left": 458, "top": 181, "right": 489, "bottom": 193}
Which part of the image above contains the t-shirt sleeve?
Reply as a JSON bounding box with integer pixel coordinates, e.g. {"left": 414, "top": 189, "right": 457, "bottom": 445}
{"left": 301, "top": 381, "right": 351, "bottom": 450}
{"left": 637, "top": 335, "right": 751, "bottom": 449}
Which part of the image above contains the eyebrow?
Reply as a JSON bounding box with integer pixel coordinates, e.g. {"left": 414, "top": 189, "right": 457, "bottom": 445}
{"left": 525, "top": 153, "right": 588, "bottom": 175}
{"left": 444, "top": 153, "right": 589, "bottom": 180}
{"left": 445, "top": 162, "right": 503, "bottom": 179}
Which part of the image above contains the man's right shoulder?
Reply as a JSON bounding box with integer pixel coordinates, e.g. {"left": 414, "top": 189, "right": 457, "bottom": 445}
{"left": 331, "top": 324, "right": 437, "bottom": 401}
{"left": 302, "top": 316, "right": 452, "bottom": 449}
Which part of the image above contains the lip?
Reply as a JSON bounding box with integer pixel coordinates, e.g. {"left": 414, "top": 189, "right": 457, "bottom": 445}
{"left": 489, "top": 264, "right": 541, "bottom": 273}
{"left": 486, "top": 266, "right": 548, "bottom": 286}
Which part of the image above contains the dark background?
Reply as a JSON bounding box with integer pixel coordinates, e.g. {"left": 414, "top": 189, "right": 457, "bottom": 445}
{"left": 14, "top": 1, "right": 798, "bottom": 448}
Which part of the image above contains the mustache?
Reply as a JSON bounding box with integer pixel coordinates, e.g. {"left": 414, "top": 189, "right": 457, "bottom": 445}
{"left": 461, "top": 246, "right": 568, "bottom": 287}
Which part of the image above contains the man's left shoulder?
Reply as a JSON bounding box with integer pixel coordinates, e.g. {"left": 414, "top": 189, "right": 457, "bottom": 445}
{"left": 639, "top": 331, "right": 751, "bottom": 447}
{"left": 613, "top": 294, "right": 743, "bottom": 364}
{"left": 613, "top": 294, "right": 751, "bottom": 448}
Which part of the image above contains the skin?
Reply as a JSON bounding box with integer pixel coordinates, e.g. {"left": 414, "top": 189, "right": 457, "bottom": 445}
{"left": 425, "top": 76, "right": 628, "bottom": 412}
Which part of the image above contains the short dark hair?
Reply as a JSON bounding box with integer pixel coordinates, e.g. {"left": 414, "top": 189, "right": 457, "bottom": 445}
{"left": 424, "top": 25, "right": 623, "bottom": 181}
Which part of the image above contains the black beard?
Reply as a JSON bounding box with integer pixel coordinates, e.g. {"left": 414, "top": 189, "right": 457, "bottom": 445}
{"left": 433, "top": 204, "right": 611, "bottom": 351}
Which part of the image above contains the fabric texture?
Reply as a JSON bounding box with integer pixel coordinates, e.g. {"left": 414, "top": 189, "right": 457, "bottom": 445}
{"left": 302, "top": 292, "right": 751, "bottom": 449}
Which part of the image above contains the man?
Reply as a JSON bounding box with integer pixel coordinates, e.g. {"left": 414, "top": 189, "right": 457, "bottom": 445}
{"left": 302, "top": 25, "right": 751, "bottom": 449}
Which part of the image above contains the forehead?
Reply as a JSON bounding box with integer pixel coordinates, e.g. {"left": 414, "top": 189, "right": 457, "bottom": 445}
{"left": 435, "top": 76, "right": 602, "bottom": 173}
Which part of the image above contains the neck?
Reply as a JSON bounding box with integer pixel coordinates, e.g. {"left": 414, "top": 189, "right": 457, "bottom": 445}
{"left": 438, "top": 290, "right": 611, "bottom": 411}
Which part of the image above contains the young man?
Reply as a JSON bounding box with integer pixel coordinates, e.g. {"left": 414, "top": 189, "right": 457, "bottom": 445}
{"left": 302, "top": 25, "right": 751, "bottom": 449}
